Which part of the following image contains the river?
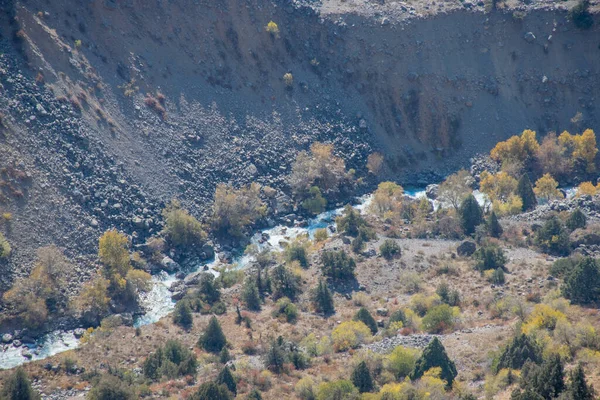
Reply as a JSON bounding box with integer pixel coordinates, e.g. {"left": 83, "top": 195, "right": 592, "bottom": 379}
{"left": 0, "top": 185, "right": 576, "bottom": 369}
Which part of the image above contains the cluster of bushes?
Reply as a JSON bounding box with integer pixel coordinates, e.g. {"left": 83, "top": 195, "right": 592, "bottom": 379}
{"left": 295, "top": 338, "right": 458, "bottom": 398}
{"left": 211, "top": 182, "right": 266, "bottom": 238}
{"left": 74, "top": 230, "right": 152, "bottom": 325}
{"left": 321, "top": 249, "right": 356, "bottom": 280}
{"left": 0, "top": 232, "right": 10, "bottom": 260}
{"left": 161, "top": 200, "right": 207, "bottom": 251}
{"left": 3, "top": 246, "right": 73, "bottom": 329}
{"left": 490, "top": 129, "right": 597, "bottom": 183}
{"left": 143, "top": 340, "right": 197, "bottom": 381}
{"left": 288, "top": 142, "right": 353, "bottom": 205}
{"left": 179, "top": 273, "right": 226, "bottom": 317}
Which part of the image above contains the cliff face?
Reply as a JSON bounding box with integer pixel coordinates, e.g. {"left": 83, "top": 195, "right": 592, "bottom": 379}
{"left": 0, "top": 0, "right": 598, "bottom": 281}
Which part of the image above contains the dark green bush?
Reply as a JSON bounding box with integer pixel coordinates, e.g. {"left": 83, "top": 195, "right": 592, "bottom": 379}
{"left": 173, "top": 300, "right": 193, "bottom": 330}
{"left": 270, "top": 265, "right": 301, "bottom": 301}
{"left": 380, "top": 239, "right": 401, "bottom": 260}
{"left": 198, "top": 316, "right": 227, "bottom": 353}
{"left": 566, "top": 208, "right": 587, "bottom": 231}
{"left": 534, "top": 216, "right": 570, "bottom": 256}
{"left": 561, "top": 257, "right": 600, "bottom": 305}
{"left": 321, "top": 250, "right": 356, "bottom": 280}
{"left": 143, "top": 340, "right": 198, "bottom": 380}
{"left": 474, "top": 244, "right": 507, "bottom": 272}
{"left": 354, "top": 307, "right": 377, "bottom": 334}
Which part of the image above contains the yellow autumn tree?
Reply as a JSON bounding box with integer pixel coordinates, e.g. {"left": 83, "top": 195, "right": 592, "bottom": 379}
{"left": 479, "top": 171, "right": 518, "bottom": 202}
{"left": 559, "top": 129, "right": 598, "bottom": 173}
{"left": 493, "top": 195, "right": 523, "bottom": 216}
{"left": 98, "top": 229, "right": 131, "bottom": 291}
{"left": 369, "top": 181, "right": 404, "bottom": 219}
{"left": 211, "top": 182, "right": 266, "bottom": 238}
{"left": 534, "top": 173, "right": 563, "bottom": 202}
{"left": 577, "top": 181, "right": 599, "bottom": 197}
{"left": 490, "top": 129, "right": 539, "bottom": 172}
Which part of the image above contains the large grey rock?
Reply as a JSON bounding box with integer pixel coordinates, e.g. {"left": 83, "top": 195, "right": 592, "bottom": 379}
{"left": 425, "top": 184, "right": 439, "bottom": 200}
{"left": 161, "top": 256, "right": 179, "bottom": 273}
{"left": 457, "top": 241, "right": 477, "bottom": 257}
{"left": 2, "top": 333, "right": 13, "bottom": 343}
{"left": 73, "top": 328, "right": 86, "bottom": 338}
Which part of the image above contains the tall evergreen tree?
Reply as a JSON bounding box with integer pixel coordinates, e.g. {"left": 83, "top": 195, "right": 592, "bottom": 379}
{"left": 173, "top": 300, "right": 193, "bottom": 330}
{"left": 0, "top": 367, "right": 40, "bottom": 400}
{"left": 494, "top": 334, "right": 542, "bottom": 372}
{"left": 520, "top": 355, "right": 565, "bottom": 400}
{"left": 351, "top": 361, "right": 374, "bottom": 393}
{"left": 242, "top": 278, "right": 261, "bottom": 311}
{"left": 517, "top": 174, "right": 537, "bottom": 211}
{"left": 312, "top": 280, "right": 335, "bottom": 316}
{"left": 411, "top": 337, "right": 457, "bottom": 388}
{"left": 354, "top": 307, "right": 378, "bottom": 334}
{"left": 535, "top": 216, "right": 570, "bottom": 256}
{"left": 566, "top": 208, "right": 587, "bottom": 231}
{"left": 198, "top": 316, "right": 227, "bottom": 353}
{"left": 567, "top": 363, "right": 596, "bottom": 400}
{"left": 459, "top": 194, "right": 483, "bottom": 236}
{"left": 488, "top": 211, "right": 503, "bottom": 238}
{"left": 216, "top": 366, "right": 237, "bottom": 395}
{"left": 189, "top": 382, "right": 232, "bottom": 400}
{"left": 264, "top": 338, "right": 286, "bottom": 374}
{"left": 561, "top": 257, "right": 600, "bottom": 305}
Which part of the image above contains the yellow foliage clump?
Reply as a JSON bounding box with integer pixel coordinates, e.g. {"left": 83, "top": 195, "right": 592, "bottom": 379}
{"left": 559, "top": 129, "right": 598, "bottom": 173}
{"left": 492, "top": 194, "right": 523, "bottom": 216}
{"left": 331, "top": 320, "right": 372, "bottom": 352}
{"left": 369, "top": 181, "right": 404, "bottom": 218}
{"left": 480, "top": 171, "right": 518, "bottom": 202}
{"left": 534, "top": 173, "right": 563, "bottom": 201}
{"left": 522, "top": 304, "right": 567, "bottom": 335}
{"left": 265, "top": 21, "right": 280, "bottom": 37}
{"left": 490, "top": 129, "right": 539, "bottom": 167}
{"left": 577, "top": 181, "right": 599, "bottom": 197}
{"left": 98, "top": 229, "right": 131, "bottom": 280}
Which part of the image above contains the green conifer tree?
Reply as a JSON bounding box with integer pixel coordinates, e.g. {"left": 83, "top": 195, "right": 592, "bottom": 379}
{"left": 411, "top": 337, "right": 457, "bottom": 388}
{"left": 351, "top": 361, "right": 374, "bottom": 393}
{"left": 173, "top": 300, "right": 193, "bottom": 330}
{"left": 189, "top": 382, "right": 232, "bottom": 400}
{"left": 488, "top": 211, "right": 503, "bottom": 238}
{"left": 242, "top": 278, "right": 261, "bottom": 311}
{"left": 198, "top": 316, "right": 227, "bottom": 353}
{"left": 459, "top": 194, "right": 483, "bottom": 236}
{"left": 0, "top": 367, "right": 40, "bottom": 400}
{"left": 566, "top": 208, "right": 587, "bottom": 231}
{"left": 567, "top": 363, "right": 596, "bottom": 400}
{"left": 561, "top": 257, "right": 600, "bottom": 305}
{"left": 354, "top": 307, "right": 378, "bottom": 334}
{"left": 312, "top": 280, "right": 335, "bottom": 316}
{"left": 517, "top": 174, "right": 537, "bottom": 211}
{"left": 216, "top": 366, "right": 237, "bottom": 395}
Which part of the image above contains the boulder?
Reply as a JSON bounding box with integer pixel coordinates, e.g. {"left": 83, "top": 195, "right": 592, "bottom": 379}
{"left": 160, "top": 256, "right": 180, "bottom": 273}
{"left": 425, "top": 184, "right": 439, "bottom": 200}
{"left": 376, "top": 308, "right": 389, "bottom": 317}
{"left": 73, "top": 328, "right": 86, "bottom": 338}
{"left": 199, "top": 243, "right": 215, "bottom": 260}
{"left": 457, "top": 241, "right": 476, "bottom": 257}
{"left": 1, "top": 333, "right": 13, "bottom": 344}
